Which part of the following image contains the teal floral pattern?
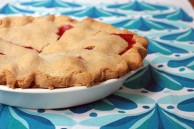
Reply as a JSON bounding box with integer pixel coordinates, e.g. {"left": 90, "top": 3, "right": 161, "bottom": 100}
{"left": 62, "top": 6, "right": 125, "bottom": 18}
{"left": 109, "top": 17, "right": 179, "bottom": 31}
{"left": 107, "top": 1, "right": 168, "bottom": 11}
{"left": 160, "top": 28, "right": 194, "bottom": 41}
{"left": 20, "top": 0, "right": 82, "bottom": 8}
{"left": 153, "top": 8, "right": 193, "bottom": 22}
{"left": 0, "top": 0, "right": 194, "bottom": 128}
{"left": 79, "top": 104, "right": 194, "bottom": 129}
{"left": 0, "top": 4, "right": 34, "bottom": 14}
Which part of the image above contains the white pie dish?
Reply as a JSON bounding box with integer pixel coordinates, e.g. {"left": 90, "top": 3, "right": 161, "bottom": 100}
{"left": 0, "top": 67, "right": 143, "bottom": 109}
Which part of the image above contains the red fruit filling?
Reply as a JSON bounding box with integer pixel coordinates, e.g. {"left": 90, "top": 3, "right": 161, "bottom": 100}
{"left": 0, "top": 52, "right": 5, "bottom": 55}
{"left": 23, "top": 46, "right": 41, "bottom": 53}
{"left": 77, "top": 56, "right": 83, "bottom": 60}
{"left": 57, "top": 25, "right": 73, "bottom": 39}
{"left": 84, "top": 46, "right": 95, "bottom": 50}
{"left": 113, "top": 33, "right": 136, "bottom": 55}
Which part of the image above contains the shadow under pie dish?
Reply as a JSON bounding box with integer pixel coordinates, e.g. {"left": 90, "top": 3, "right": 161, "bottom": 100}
{"left": 0, "top": 15, "right": 148, "bottom": 89}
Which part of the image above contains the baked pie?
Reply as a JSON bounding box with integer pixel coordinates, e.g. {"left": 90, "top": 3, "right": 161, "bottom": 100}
{"left": 0, "top": 15, "right": 148, "bottom": 89}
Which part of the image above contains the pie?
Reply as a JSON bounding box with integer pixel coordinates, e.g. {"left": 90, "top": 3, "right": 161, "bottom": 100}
{"left": 0, "top": 15, "right": 148, "bottom": 89}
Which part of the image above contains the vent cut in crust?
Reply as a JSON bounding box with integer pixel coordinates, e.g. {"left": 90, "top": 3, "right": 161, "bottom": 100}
{"left": 0, "top": 15, "right": 148, "bottom": 89}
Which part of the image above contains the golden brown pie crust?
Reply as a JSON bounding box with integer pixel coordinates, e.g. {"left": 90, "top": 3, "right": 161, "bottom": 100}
{"left": 0, "top": 15, "right": 148, "bottom": 89}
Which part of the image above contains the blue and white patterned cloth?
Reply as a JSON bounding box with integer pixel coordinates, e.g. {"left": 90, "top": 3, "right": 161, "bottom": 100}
{"left": 0, "top": 0, "right": 194, "bottom": 129}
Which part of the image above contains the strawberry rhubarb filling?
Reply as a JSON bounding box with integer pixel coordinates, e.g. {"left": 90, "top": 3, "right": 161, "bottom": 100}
{"left": 57, "top": 25, "right": 73, "bottom": 39}
{"left": 22, "top": 46, "right": 41, "bottom": 53}
{"left": 0, "top": 52, "right": 5, "bottom": 55}
{"left": 113, "top": 34, "right": 136, "bottom": 55}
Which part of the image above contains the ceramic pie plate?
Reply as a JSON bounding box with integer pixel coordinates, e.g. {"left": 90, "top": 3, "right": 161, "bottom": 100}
{"left": 0, "top": 67, "right": 143, "bottom": 109}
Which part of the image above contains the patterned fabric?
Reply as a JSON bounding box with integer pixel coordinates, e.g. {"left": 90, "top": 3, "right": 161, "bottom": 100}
{"left": 0, "top": 0, "right": 194, "bottom": 128}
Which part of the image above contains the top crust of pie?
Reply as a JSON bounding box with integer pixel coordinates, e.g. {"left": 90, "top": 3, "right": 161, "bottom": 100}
{"left": 0, "top": 15, "right": 148, "bottom": 89}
